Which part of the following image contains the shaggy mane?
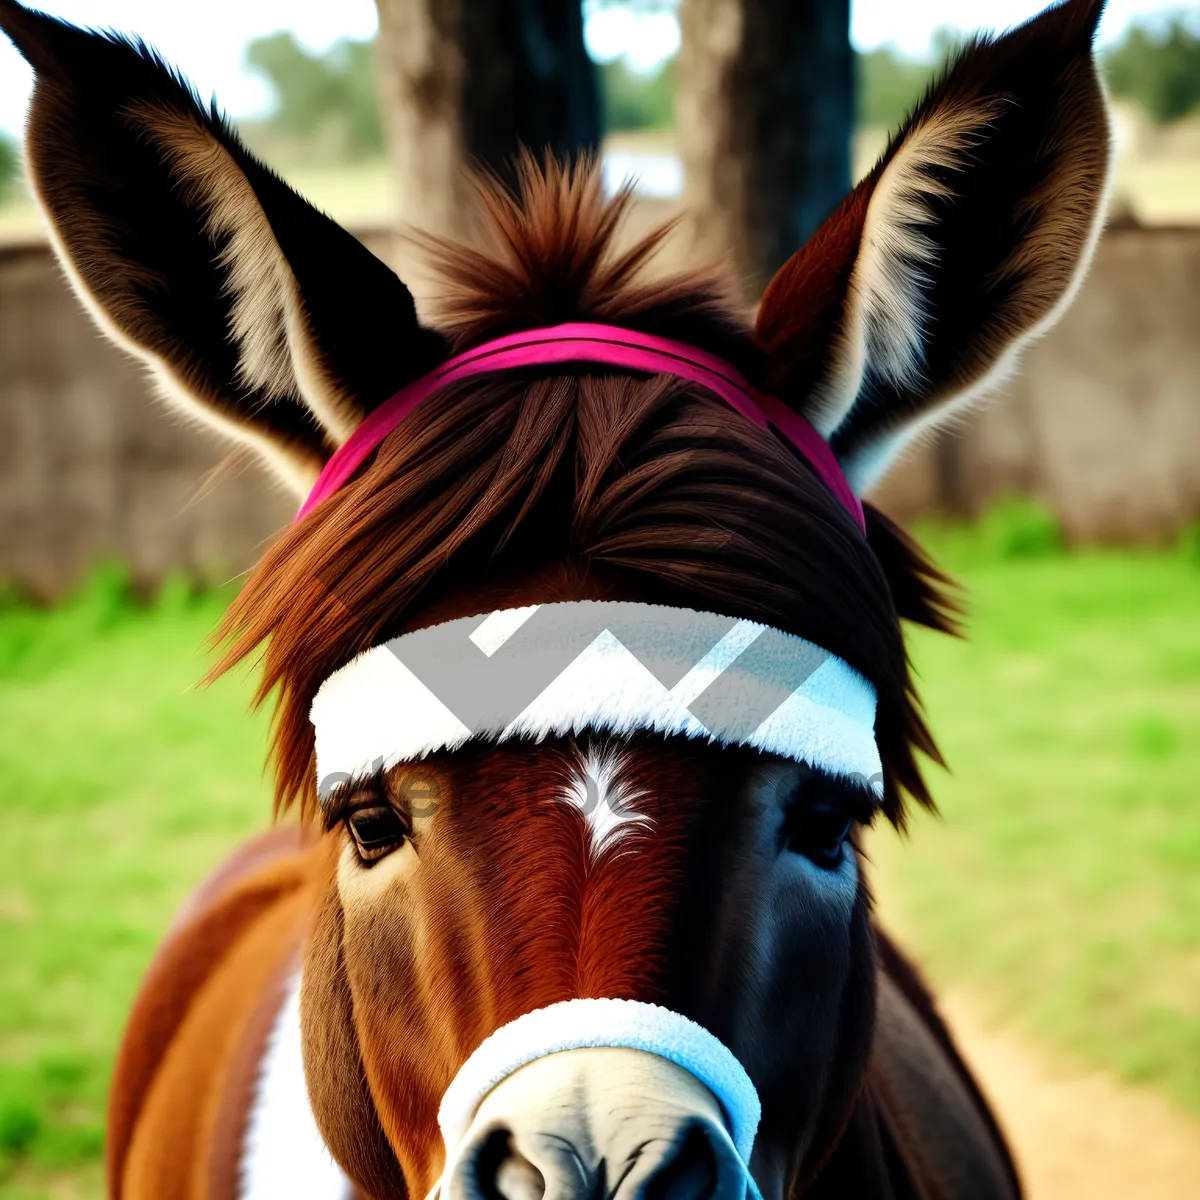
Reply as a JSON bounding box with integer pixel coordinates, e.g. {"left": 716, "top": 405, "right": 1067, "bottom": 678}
{"left": 211, "top": 157, "right": 958, "bottom": 825}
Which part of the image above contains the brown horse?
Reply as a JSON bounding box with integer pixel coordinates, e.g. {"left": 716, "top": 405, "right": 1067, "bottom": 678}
{"left": 2, "top": 1, "right": 1113, "bottom": 1197}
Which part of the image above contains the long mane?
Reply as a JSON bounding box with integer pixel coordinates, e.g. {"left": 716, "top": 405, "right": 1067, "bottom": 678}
{"left": 211, "top": 155, "right": 958, "bottom": 824}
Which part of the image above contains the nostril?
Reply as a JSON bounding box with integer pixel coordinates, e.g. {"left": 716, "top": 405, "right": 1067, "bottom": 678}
{"left": 641, "top": 1125, "right": 720, "bottom": 1200}
{"left": 475, "top": 1128, "right": 547, "bottom": 1200}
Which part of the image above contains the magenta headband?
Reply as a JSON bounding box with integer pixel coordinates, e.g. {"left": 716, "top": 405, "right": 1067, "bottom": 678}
{"left": 296, "top": 322, "right": 865, "bottom": 531}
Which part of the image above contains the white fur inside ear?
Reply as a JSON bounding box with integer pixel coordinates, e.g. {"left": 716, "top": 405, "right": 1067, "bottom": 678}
{"left": 836, "top": 88, "right": 1116, "bottom": 497}
{"left": 28, "top": 160, "right": 320, "bottom": 498}
{"left": 133, "top": 107, "right": 359, "bottom": 446}
{"left": 807, "top": 102, "right": 998, "bottom": 440}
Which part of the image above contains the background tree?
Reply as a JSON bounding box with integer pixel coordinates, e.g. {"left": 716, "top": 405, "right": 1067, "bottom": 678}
{"left": 373, "top": 0, "right": 600, "bottom": 239}
{"left": 1105, "top": 15, "right": 1200, "bottom": 124}
{"left": 0, "top": 133, "right": 17, "bottom": 204}
{"left": 245, "top": 33, "right": 383, "bottom": 160}
{"left": 677, "top": 0, "right": 854, "bottom": 295}
{"left": 601, "top": 58, "right": 675, "bottom": 132}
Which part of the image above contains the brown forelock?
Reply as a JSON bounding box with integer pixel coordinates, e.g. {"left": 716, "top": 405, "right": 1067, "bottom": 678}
{"left": 210, "top": 158, "right": 956, "bottom": 829}
{"left": 307, "top": 740, "right": 700, "bottom": 1196}
{"left": 414, "top": 152, "right": 758, "bottom": 372}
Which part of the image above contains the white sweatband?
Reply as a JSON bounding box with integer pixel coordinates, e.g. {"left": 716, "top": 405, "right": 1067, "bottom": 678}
{"left": 311, "top": 600, "right": 881, "bottom": 800}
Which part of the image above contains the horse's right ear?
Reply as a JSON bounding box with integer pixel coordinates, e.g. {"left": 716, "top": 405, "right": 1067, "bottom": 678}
{"left": 0, "top": 1, "right": 445, "bottom": 495}
{"left": 755, "top": 0, "right": 1113, "bottom": 497}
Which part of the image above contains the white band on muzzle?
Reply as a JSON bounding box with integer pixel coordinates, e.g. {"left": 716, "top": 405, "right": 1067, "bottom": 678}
{"left": 438, "top": 999, "right": 761, "bottom": 1163}
{"left": 310, "top": 600, "right": 881, "bottom": 799}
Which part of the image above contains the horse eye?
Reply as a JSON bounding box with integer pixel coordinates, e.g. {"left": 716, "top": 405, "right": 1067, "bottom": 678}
{"left": 347, "top": 805, "right": 409, "bottom": 864}
{"left": 785, "top": 803, "right": 853, "bottom": 870}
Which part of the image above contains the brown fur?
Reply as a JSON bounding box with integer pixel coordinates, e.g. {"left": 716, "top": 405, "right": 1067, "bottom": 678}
{"left": 0, "top": 3, "right": 1117, "bottom": 1196}
{"left": 108, "top": 836, "right": 1018, "bottom": 1200}
{"left": 111, "top": 855, "right": 314, "bottom": 1197}
{"left": 105, "top": 846, "right": 312, "bottom": 1196}
{"left": 204, "top": 954, "right": 299, "bottom": 1199}
{"left": 755, "top": 0, "right": 1111, "bottom": 487}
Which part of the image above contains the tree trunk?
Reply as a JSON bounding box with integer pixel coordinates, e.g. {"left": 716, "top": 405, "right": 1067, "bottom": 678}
{"left": 374, "top": 0, "right": 600, "bottom": 240}
{"left": 677, "top": 0, "right": 854, "bottom": 297}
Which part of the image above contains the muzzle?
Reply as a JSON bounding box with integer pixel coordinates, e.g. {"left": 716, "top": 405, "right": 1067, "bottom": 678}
{"left": 435, "top": 999, "right": 764, "bottom": 1200}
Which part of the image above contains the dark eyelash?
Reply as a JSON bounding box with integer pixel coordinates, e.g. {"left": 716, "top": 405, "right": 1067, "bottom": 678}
{"left": 321, "top": 777, "right": 385, "bottom": 831}
{"left": 790, "top": 773, "right": 880, "bottom": 827}
{"left": 839, "top": 784, "right": 881, "bottom": 827}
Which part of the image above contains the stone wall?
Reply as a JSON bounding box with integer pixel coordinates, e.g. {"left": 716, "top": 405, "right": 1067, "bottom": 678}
{"left": 0, "top": 239, "right": 295, "bottom": 596}
{"left": 871, "top": 225, "right": 1200, "bottom": 541}
{"left": 0, "top": 224, "right": 1197, "bottom": 596}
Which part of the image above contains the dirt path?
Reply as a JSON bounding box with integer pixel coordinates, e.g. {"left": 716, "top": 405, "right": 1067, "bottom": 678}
{"left": 937, "top": 990, "right": 1200, "bottom": 1199}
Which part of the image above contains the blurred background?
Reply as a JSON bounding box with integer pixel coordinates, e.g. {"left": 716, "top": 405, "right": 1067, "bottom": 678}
{"left": 0, "top": 2, "right": 1197, "bottom": 1197}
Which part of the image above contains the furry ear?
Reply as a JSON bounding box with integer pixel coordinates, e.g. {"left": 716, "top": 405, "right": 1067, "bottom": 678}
{"left": 755, "top": 0, "right": 1113, "bottom": 495}
{"left": 0, "top": 0, "right": 445, "bottom": 495}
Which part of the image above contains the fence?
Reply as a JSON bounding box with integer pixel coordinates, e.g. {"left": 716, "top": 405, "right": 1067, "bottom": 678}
{"left": 1, "top": 224, "right": 1197, "bottom": 596}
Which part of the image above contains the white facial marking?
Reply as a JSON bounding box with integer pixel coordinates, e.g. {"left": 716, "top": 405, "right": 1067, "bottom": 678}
{"left": 559, "top": 743, "right": 651, "bottom": 860}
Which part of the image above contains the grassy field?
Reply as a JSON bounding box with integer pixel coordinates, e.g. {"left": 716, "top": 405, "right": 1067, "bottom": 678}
{"left": 872, "top": 507, "right": 1200, "bottom": 1115}
{"left": 0, "top": 573, "right": 268, "bottom": 1198}
{"left": 0, "top": 509, "right": 1197, "bottom": 1197}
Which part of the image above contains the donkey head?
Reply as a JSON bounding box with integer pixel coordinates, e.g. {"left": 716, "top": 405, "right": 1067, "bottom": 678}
{"left": 3, "top": 1, "right": 1110, "bottom": 1197}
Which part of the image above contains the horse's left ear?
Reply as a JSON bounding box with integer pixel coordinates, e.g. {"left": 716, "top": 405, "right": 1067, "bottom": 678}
{"left": 0, "top": 0, "right": 446, "bottom": 495}
{"left": 755, "top": 0, "right": 1113, "bottom": 495}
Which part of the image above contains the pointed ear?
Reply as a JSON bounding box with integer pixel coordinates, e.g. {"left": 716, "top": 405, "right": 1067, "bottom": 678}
{"left": 0, "top": 1, "right": 446, "bottom": 495}
{"left": 755, "top": 0, "right": 1113, "bottom": 495}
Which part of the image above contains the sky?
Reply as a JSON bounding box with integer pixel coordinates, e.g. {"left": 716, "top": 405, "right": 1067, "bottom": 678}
{"left": 0, "top": 1, "right": 1194, "bottom": 137}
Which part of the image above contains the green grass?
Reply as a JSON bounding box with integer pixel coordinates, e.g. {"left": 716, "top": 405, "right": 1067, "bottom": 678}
{"left": 0, "top": 507, "right": 1198, "bottom": 1195}
{"left": 873, "top": 502, "right": 1200, "bottom": 1116}
{"left": 0, "top": 570, "right": 268, "bottom": 1197}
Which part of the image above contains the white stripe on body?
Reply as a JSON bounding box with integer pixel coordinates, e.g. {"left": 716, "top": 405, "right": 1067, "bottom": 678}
{"left": 240, "top": 970, "right": 354, "bottom": 1200}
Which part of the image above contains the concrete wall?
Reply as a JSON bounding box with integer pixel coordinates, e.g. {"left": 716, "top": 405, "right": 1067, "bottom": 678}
{"left": 1, "top": 225, "right": 1197, "bottom": 596}
{"left": 0, "top": 240, "right": 295, "bottom": 596}
{"left": 871, "top": 225, "right": 1200, "bottom": 541}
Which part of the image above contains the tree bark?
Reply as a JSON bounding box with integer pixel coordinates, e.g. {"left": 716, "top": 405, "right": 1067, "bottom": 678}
{"left": 677, "top": 0, "right": 854, "bottom": 297}
{"left": 374, "top": 0, "right": 600, "bottom": 240}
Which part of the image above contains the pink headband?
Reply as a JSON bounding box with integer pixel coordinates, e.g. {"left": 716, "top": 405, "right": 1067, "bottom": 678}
{"left": 297, "top": 322, "right": 865, "bottom": 531}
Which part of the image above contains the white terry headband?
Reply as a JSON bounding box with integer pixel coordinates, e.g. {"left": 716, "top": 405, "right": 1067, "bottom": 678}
{"left": 311, "top": 600, "right": 881, "bottom": 799}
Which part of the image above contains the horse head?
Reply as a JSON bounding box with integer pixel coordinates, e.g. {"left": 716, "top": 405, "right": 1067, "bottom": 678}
{"left": 1, "top": 1, "right": 1112, "bottom": 1196}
